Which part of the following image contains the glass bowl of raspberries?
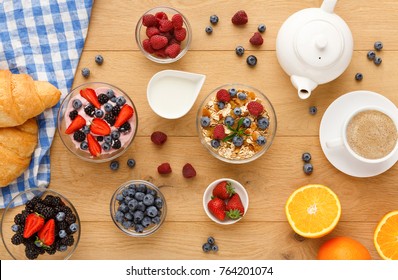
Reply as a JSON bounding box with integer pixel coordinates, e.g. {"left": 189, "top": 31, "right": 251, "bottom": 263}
{"left": 135, "top": 6, "right": 192, "bottom": 63}
{"left": 110, "top": 180, "right": 167, "bottom": 237}
{"left": 57, "top": 82, "right": 138, "bottom": 163}
{"left": 197, "top": 83, "right": 277, "bottom": 164}
{"left": 0, "top": 188, "right": 80, "bottom": 260}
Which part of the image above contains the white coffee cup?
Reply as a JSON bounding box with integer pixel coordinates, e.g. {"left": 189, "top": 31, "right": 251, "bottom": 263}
{"left": 326, "top": 106, "right": 398, "bottom": 164}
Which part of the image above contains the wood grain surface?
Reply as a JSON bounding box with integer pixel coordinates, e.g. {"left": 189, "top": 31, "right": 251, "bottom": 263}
{"left": 1, "top": 0, "right": 398, "bottom": 260}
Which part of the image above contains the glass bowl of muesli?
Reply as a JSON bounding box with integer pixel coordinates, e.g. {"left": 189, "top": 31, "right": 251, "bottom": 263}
{"left": 197, "top": 84, "right": 277, "bottom": 164}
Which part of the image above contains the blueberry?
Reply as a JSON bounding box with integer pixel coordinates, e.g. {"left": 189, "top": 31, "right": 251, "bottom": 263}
{"left": 58, "top": 245, "right": 67, "bottom": 252}
{"left": 128, "top": 199, "right": 138, "bottom": 211}
{"left": 232, "top": 135, "right": 243, "bottom": 147}
{"left": 136, "top": 184, "right": 147, "bottom": 193}
{"left": 256, "top": 135, "right": 267, "bottom": 146}
{"left": 134, "top": 192, "right": 145, "bottom": 201}
{"left": 207, "top": 236, "right": 215, "bottom": 245}
{"left": 135, "top": 224, "right": 144, "bottom": 233}
{"left": 116, "top": 96, "right": 126, "bottom": 106}
{"left": 229, "top": 88, "right": 237, "bottom": 97}
{"left": 309, "top": 106, "right": 318, "bottom": 115}
{"left": 80, "top": 141, "right": 88, "bottom": 150}
{"left": 11, "top": 224, "right": 20, "bottom": 232}
{"left": 202, "top": 243, "right": 212, "bottom": 252}
{"left": 126, "top": 189, "right": 136, "bottom": 197}
{"left": 56, "top": 212, "right": 66, "bottom": 222}
{"left": 224, "top": 116, "right": 235, "bottom": 126}
{"left": 122, "top": 220, "right": 133, "bottom": 229}
{"left": 143, "top": 194, "right": 155, "bottom": 206}
{"left": 374, "top": 56, "right": 382, "bottom": 65}
{"left": 237, "top": 92, "right": 247, "bottom": 100}
{"left": 124, "top": 212, "right": 133, "bottom": 221}
{"left": 258, "top": 23, "right": 266, "bottom": 33}
{"left": 303, "top": 163, "right": 313, "bottom": 175}
{"left": 127, "top": 159, "right": 136, "bottom": 168}
{"left": 154, "top": 197, "right": 164, "bottom": 209}
{"left": 210, "top": 15, "right": 219, "bottom": 24}
{"left": 106, "top": 89, "right": 115, "bottom": 99}
{"left": 128, "top": 184, "right": 137, "bottom": 191}
{"left": 116, "top": 194, "right": 124, "bottom": 202}
{"left": 201, "top": 116, "right": 211, "bottom": 127}
{"left": 104, "top": 135, "right": 112, "bottom": 144}
{"left": 147, "top": 189, "right": 157, "bottom": 196}
{"left": 133, "top": 211, "right": 144, "bottom": 223}
{"left": 81, "top": 67, "right": 90, "bottom": 78}
{"left": 146, "top": 206, "right": 158, "bottom": 218}
{"left": 95, "top": 54, "right": 104, "bottom": 65}
{"left": 136, "top": 202, "right": 146, "bottom": 212}
{"left": 355, "top": 73, "right": 363, "bottom": 81}
{"left": 246, "top": 55, "right": 257, "bottom": 66}
{"left": 59, "top": 229, "right": 67, "bottom": 238}
{"left": 118, "top": 203, "right": 128, "bottom": 213}
{"left": 218, "top": 101, "right": 225, "bottom": 109}
{"left": 205, "top": 26, "right": 213, "bottom": 34}
{"left": 102, "top": 142, "right": 111, "bottom": 152}
{"left": 211, "top": 139, "right": 220, "bottom": 148}
{"left": 111, "top": 130, "right": 120, "bottom": 140}
{"left": 374, "top": 41, "right": 383, "bottom": 51}
{"left": 212, "top": 244, "right": 219, "bottom": 252}
{"left": 302, "top": 152, "right": 311, "bottom": 162}
{"left": 235, "top": 46, "right": 245, "bottom": 56}
{"left": 233, "top": 107, "right": 242, "bottom": 116}
{"left": 243, "top": 117, "right": 251, "bottom": 128}
{"left": 95, "top": 109, "right": 104, "bottom": 118}
{"left": 257, "top": 117, "right": 269, "bottom": 129}
{"left": 124, "top": 196, "right": 132, "bottom": 203}
{"left": 72, "top": 99, "right": 82, "bottom": 110}
{"left": 110, "top": 96, "right": 117, "bottom": 103}
{"left": 104, "top": 103, "right": 113, "bottom": 112}
{"left": 152, "top": 216, "right": 161, "bottom": 224}
{"left": 367, "top": 50, "right": 376, "bottom": 60}
{"left": 82, "top": 125, "right": 90, "bottom": 134}
{"left": 141, "top": 216, "right": 152, "bottom": 228}
{"left": 69, "top": 223, "right": 78, "bottom": 233}
{"left": 110, "top": 161, "right": 119, "bottom": 170}
{"left": 115, "top": 211, "right": 124, "bottom": 222}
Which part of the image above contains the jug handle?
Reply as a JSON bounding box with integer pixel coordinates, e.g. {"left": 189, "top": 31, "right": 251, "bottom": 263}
{"left": 321, "top": 0, "right": 337, "bottom": 13}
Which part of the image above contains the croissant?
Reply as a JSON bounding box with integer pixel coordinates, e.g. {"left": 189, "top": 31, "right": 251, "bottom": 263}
{"left": 0, "top": 118, "right": 38, "bottom": 187}
{"left": 0, "top": 70, "right": 61, "bottom": 127}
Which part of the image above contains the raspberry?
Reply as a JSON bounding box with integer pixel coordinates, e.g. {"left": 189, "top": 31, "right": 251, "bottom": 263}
{"left": 146, "top": 26, "right": 160, "bottom": 38}
{"left": 231, "top": 10, "right": 248, "bottom": 25}
{"left": 165, "top": 43, "right": 181, "bottom": 58}
{"left": 247, "top": 101, "right": 264, "bottom": 117}
{"left": 151, "top": 131, "right": 167, "bottom": 145}
{"left": 174, "top": 27, "right": 187, "bottom": 41}
{"left": 213, "top": 124, "right": 226, "bottom": 140}
{"left": 158, "top": 163, "right": 172, "bottom": 174}
{"left": 169, "top": 38, "right": 181, "bottom": 45}
{"left": 182, "top": 163, "right": 196, "bottom": 178}
{"left": 159, "top": 19, "right": 174, "bottom": 32}
{"left": 142, "top": 39, "right": 155, "bottom": 54}
{"left": 150, "top": 35, "right": 168, "bottom": 50}
{"left": 155, "top": 12, "right": 168, "bottom": 21}
{"left": 172, "top": 14, "right": 183, "bottom": 29}
{"left": 142, "top": 14, "right": 158, "bottom": 27}
{"left": 216, "top": 89, "right": 231, "bottom": 102}
{"left": 154, "top": 48, "right": 167, "bottom": 58}
{"left": 249, "top": 32, "right": 264, "bottom": 46}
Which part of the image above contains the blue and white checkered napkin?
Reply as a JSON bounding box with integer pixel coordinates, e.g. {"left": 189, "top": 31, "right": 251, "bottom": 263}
{"left": 0, "top": 0, "right": 93, "bottom": 208}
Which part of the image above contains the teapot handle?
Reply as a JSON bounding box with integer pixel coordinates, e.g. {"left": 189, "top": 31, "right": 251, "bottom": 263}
{"left": 321, "top": 0, "right": 337, "bottom": 13}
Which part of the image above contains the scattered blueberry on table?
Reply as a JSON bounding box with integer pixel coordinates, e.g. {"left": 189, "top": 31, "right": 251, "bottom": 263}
{"left": 235, "top": 46, "right": 245, "bottom": 56}
{"left": 205, "top": 26, "right": 213, "bottom": 34}
{"left": 374, "top": 56, "right": 382, "bottom": 65}
{"left": 95, "top": 54, "right": 104, "bottom": 65}
{"left": 367, "top": 50, "right": 376, "bottom": 60}
{"left": 110, "top": 160, "right": 119, "bottom": 171}
{"left": 309, "top": 106, "right": 317, "bottom": 115}
{"left": 355, "top": 73, "right": 363, "bottom": 81}
{"left": 81, "top": 67, "right": 90, "bottom": 78}
{"left": 258, "top": 23, "right": 266, "bottom": 33}
{"left": 302, "top": 152, "right": 311, "bottom": 163}
{"left": 210, "top": 15, "right": 219, "bottom": 24}
{"left": 374, "top": 41, "right": 383, "bottom": 51}
{"left": 127, "top": 159, "right": 136, "bottom": 168}
{"left": 203, "top": 236, "right": 219, "bottom": 253}
{"left": 246, "top": 55, "right": 257, "bottom": 66}
{"left": 303, "top": 163, "right": 313, "bottom": 175}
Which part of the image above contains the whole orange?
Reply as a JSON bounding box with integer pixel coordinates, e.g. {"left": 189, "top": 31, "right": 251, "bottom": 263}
{"left": 317, "top": 237, "right": 371, "bottom": 260}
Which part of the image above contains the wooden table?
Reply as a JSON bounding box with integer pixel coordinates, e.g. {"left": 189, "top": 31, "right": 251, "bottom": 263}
{"left": 1, "top": 0, "right": 398, "bottom": 260}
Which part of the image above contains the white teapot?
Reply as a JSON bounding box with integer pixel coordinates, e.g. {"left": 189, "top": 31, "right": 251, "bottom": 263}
{"left": 276, "top": 0, "right": 353, "bottom": 99}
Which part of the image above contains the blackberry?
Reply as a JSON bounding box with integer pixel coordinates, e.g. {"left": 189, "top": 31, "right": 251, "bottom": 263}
{"left": 69, "top": 110, "right": 78, "bottom": 120}
{"left": 46, "top": 246, "right": 57, "bottom": 255}
{"left": 43, "top": 195, "right": 62, "bottom": 207}
{"left": 62, "top": 205, "right": 73, "bottom": 215}
{"left": 11, "top": 233, "right": 23, "bottom": 245}
{"left": 112, "top": 139, "right": 121, "bottom": 149}
{"left": 14, "top": 213, "right": 24, "bottom": 225}
{"left": 60, "top": 235, "right": 75, "bottom": 246}
{"left": 34, "top": 203, "right": 46, "bottom": 214}
{"left": 57, "top": 220, "right": 69, "bottom": 230}
{"left": 25, "top": 242, "right": 41, "bottom": 260}
{"left": 118, "top": 122, "right": 131, "bottom": 133}
{"left": 84, "top": 104, "right": 95, "bottom": 117}
{"left": 97, "top": 136, "right": 104, "bottom": 142}
{"left": 65, "top": 213, "right": 77, "bottom": 224}
{"left": 104, "top": 113, "right": 116, "bottom": 126}
{"left": 111, "top": 105, "right": 121, "bottom": 116}
{"left": 73, "top": 130, "right": 86, "bottom": 142}
{"left": 41, "top": 206, "right": 55, "bottom": 219}
{"left": 25, "top": 196, "right": 41, "bottom": 211}
{"left": 98, "top": 93, "right": 109, "bottom": 104}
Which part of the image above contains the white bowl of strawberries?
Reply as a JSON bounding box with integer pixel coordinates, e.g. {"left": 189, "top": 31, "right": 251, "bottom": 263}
{"left": 203, "top": 178, "right": 249, "bottom": 225}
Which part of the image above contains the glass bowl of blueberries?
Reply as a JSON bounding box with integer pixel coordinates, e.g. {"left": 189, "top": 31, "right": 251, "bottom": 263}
{"left": 57, "top": 82, "right": 138, "bottom": 163}
{"left": 196, "top": 83, "right": 277, "bottom": 164}
{"left": 0, "top": 188, "right": 80, "bottom": 260}
{"left": 110, "top": 180, "right": 167, "bottom": 237}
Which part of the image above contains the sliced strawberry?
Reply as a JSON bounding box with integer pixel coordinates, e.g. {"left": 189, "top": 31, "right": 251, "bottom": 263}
{"left": 80, "top": 88, "right": 101, "bottom": 108}
{"left": 37, "top": 219, "right": 55, "bottom": 246}
{"left": 87, "top": 133, "right": 101, "bottom": 157}
{"left": 65, "top": 115, "right": 86, "bottom": 134}
{"left": 90, "top": 118, "right": 111, "bottom": 135}
{"left": 114, "top": 104, "right": 134, "bottom": 128}
{"left": 23, "top": 213, "right": 45, "bottom": 238}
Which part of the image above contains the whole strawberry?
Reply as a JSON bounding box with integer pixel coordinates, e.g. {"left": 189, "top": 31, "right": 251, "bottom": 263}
{"left": 213, "top": 124, "right": 226, "bottom": 140}
{"left": 231, "top": 10, "right": 248, "bottom": 25}
{"left": 249, "top": 32, "right": 264, "bottom": 46}
{"left": 247, "top": 101, "right": 264, "bottom": 117}
{"left": 208, "top": 197, "right": 226, "bottom": 221}
{"left": 226, "top": 193, "right": 245, "bottom": 219}
{"left": 212, "top": 181, "right": 235, "bottom": 200}
{"left": 216, "top": 89, "right": 230, "bottom": 102}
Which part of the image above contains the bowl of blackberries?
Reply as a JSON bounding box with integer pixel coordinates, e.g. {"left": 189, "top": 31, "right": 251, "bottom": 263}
{"left": 110, "top": 180, "right": 166, "bottom": 237}
{"left": 0, "top": 188, "right": 80, "bottom": 260}
{"left": 57, "top": 82, "right": 138, "bottom": 163}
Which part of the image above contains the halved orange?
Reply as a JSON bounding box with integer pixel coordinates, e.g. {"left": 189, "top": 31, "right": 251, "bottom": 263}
{"left": 285, "top": 184, "right": 341, "bottom": 238}
{"left": 374, "top": 210, "right": 398, "bottom": 260}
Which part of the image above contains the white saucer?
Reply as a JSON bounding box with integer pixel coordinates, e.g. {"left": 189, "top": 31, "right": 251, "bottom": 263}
{"left": 320, "top": 90, "right": 398, "bottom": 177}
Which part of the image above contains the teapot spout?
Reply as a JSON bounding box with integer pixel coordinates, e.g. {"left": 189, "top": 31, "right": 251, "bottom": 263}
{"left": 290, "top": 75, "right": 318, "bottom": 100}
{"left": 321, "top": 0, "right": 337, "bottom": 13}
